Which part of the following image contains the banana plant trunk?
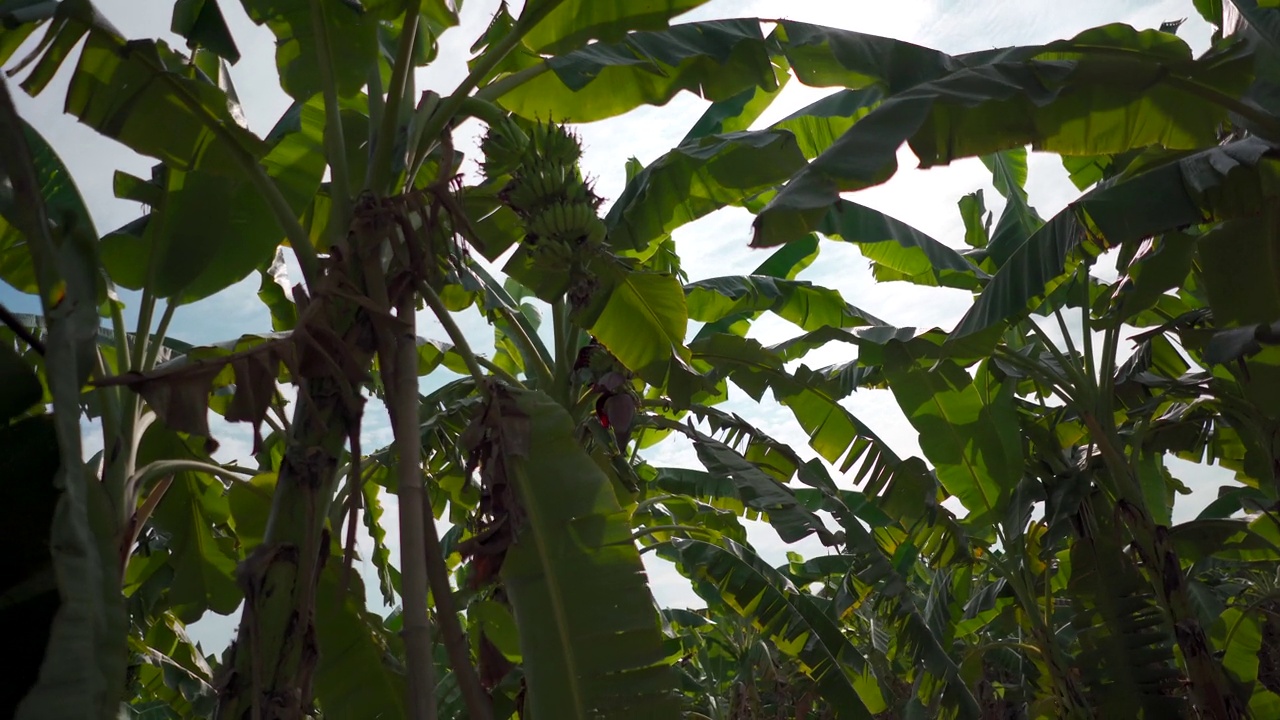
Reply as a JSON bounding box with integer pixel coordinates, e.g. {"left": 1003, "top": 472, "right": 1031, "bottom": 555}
{"left": 1124, "top": 503, "right": 1247, "bottom": 720}
{"left": 216, "top": 238, "right": 380, "bottom": 719}
{"left": 379, "top": 294, "right": 437, "bottom": 719}
{"left": 214, "top": 386, "right": 348, "bottom": 718}
{"left": 1088, "top": 415, "right": 1247, "bottom": 720}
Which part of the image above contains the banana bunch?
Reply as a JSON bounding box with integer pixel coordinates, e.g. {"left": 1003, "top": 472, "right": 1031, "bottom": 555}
{"left": 501, "top": 162, "right": 585, "bottom": 216}
{"left": 525, "top": 201, "right": 607, "bottom": 247}
{"left": 526, "top": 120, "right": 581, "bottom": 166}
{"left": 479, "top": 117, "right": 530, "bottom": 177}
{"left": 482, "top": 119, "right": 606, "bottom": 249}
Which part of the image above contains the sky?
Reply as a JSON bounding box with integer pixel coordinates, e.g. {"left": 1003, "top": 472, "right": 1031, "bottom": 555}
{"left": 2, "top": 0, "right": 1234, "bottom": 649}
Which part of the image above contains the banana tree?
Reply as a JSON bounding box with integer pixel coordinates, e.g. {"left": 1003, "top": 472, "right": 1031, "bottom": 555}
{"left": 0, "top": 0, "right": 728, "bottom": 715}
{"left": 7, "top": 1, "right": 1280, "bottom": 719}
{"left": 592, "top": 7, "right": 1280, "bottom": 717}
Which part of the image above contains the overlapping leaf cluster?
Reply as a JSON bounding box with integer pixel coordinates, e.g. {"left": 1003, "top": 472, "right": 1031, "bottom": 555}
{"left": 2, "top": 1, "right": 1280, "bottom": 719}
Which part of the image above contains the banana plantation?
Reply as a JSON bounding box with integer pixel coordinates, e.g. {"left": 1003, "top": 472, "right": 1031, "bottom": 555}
{"left": 4, "top": 0, "right": 1280, "bottom": 718}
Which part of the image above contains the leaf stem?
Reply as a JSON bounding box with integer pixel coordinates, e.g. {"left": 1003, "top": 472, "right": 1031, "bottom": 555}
{"left": 496, "top": 307, "right": 553, "bottom": 389}
{"left": 119, "top": 289, "right": 159, "bottom": 502}
{"left": 120, "top": 474, "right": 172, "bottom": 576}
{"left": 418, "top": 493, "right": 493, "bottom": 720}
{"left": 130, "top": 288, "right": 155, "bottom": 373}
{"left": 411, "top": 0, "right": 569, "bottom": 165}
{"left": 1079, "top": 269, "right": 1095, "bottom": 390}
{"left": 378, "top": 292, "right": 437, "bottom": 720}
{"left": 1051, "top": 307, "right": 1078, "bottom": 370}
{"left": 0, "top": 301, "right": 46, "bottom": 354}
{"left": 404, "top": 91, "right": 442, "bottom": 190}
{"left": 418, "top": 279, "right": 488, "bottom": 392}
{"left": 1096, "top": 321, "right": 1121, "bottom": 421}
{"left": 472, "top": 62, "right": 551, "bottom": 103}
{"left": 108, "top": 293, "right": 130, "bottom": 371}
{"left": 627, "top": 524, "right": 713, "bottom": 544}
{"left": 93, "top": 347, "right": 122, "bottom": 494}
{"left": 367, "top": 66, "right": 385, "bottom": 163}
{"left": 552, "top": 296, "right": 569, "bottom": 404}
{"left": 1024, "top": 319, "right": 1090, "bottom": 400}
{"left": 368, "top": 0, "right": 423, "bottom": 193}
{"left": 310, "top": 0, "right": 353, "bottom": 249}
{"left": 631, "top": 494, "right": 679, "bottom": 517}
{"left": 99, "top": 293, "right": 159, "bottom": 509}
{"left": 992, "top": 345, "right": 1076, "bottom": 404}
{"left": 125, "top": 459, "right": 258, "bottom": 500}
{"left": 142, "top": 299, "right": 177, "bottom": 371}
{"left": 476, "top": 356, "right": 525, "bottom": 387}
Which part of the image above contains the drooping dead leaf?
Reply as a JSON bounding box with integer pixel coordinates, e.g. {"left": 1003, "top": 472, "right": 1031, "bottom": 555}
{"left": 95, "top": 334, "right": 299, "bottom": 448}
{"left": 114, "top": 363, "right": 224, "bottom": 448}
{"left": 227, "top": 348, "right": 293, "bottom": 453}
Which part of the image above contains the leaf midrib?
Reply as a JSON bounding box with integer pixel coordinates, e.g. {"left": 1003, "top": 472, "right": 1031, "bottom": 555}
{"left": 512, "top": 455, "right": 588, "bottom": 718}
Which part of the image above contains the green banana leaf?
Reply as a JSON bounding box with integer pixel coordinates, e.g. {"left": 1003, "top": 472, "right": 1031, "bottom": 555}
{"left": 649, "top": 465, "right": 764, "bottom": 522}
{"left": 1212, "top": 605, "right": 1280, "bottom": 716}
{"left": 11, "top": 4, "right": 322, "bottom": 304}
{"left": 0, "top": 77, "right": 124, "bottom": 720}
{"left": 497, "top": 19, "right": 776, "bottom": 122}
{"left": 953, "top": 138, "right": 1280, "bottom": 339}
{"left": 127, "top": 614, "right": 218, "bottom": 716}
{"left": 522, "top": 0, "right": 712, "bottom": 55}
{"left": 579, "top": 263, "right": 695, "bottom": 390}
{"left": 686, "top": 274, "right": 884, "bottom": 332}
{"left": 1070, "top": 495, "right": 1184, "bottom": 716}
{"left": 0, "top": 118, "right": 100, "bottom": 296}
{"left": 604, "top": 21, "right": 1046, "bottom": 260}
{"left": 648, "top": 420, "right": 837, "bottom": 544}
{"left": 880, "top": 350, "right": 1023, "bottom": 524}
{"left": 66, "top": 31, "right": 268, "bottom": 175}
{"left": 981, "top": 147, "right": 1046, "bottom": 267}
{"left": 659, "top": 537, "right": 881, "bottom": 718}
{"left": 823, "top": 505, "right": 981, "bottom": 718}
{"left": 494, "top": 388, "right": 679, "bottom": 719}
{"left": 816, "top": 199, "right": 987, "bottom": 290}
{"left": 754, "top": 24, "right": 1256, "bottom": 247}
{"left": 691, "top": 333, "right": 904, "bottom": 479}
{"left": 170, "top": 0, "right": 240, "bottom": 64}
{"left": 139, "top": 428, "right": 242, "bottom": 624}
{"left": 958, "top": 191, "right": 990, "bottom": 249}
{"left": 631, "top": 484, "right": 750, "bottom": 546}
{"left": 239, "top": 0, "right": 377, "bottom": 100}
{"left": 605, "top": 129, "right": 806, "bottom": 254}
{"left": 773, "top": 20, "right": 968, "bottom": 90}
{"left": 682, "top": 55, "right": 791, "bottom": 142}
{"left": 690, "top": 235, "right": 822, "bottom": 342}
{"left": 100, "top": 94, "right": 326, "bottom": 303}
{"left": 594, "top": 20, "right": 1085, "bottom": 262}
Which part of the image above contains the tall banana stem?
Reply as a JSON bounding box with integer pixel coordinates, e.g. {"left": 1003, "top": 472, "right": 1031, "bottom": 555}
{"left": 420, "top": 491, "right": 494, "bottom": 720}
{"left": 403, "top": 269, "right": 496, "bottom": 717}
{"left": 309, "top": 0, "right": 353, "bottom": 248}
{"left": 368, "top": 0, "right": 422, "bottom": 193}
{"left": 1075, "top": 319, "right": 1244, "bottom": 719}
{"left": 379, "top": 293, "right": 437, "bottom": 720}
{"left": 1084, "top": 417, "right": 1246, "bottom": 720}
